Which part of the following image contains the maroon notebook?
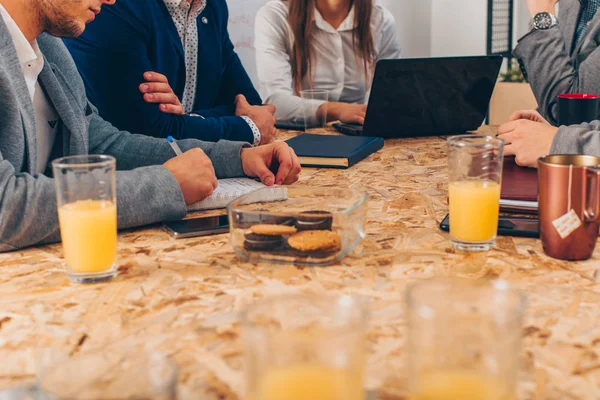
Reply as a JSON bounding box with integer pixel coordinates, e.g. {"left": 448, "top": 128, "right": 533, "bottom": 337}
{"left": 500, "top": 157, "right": 538, "bottom": 213}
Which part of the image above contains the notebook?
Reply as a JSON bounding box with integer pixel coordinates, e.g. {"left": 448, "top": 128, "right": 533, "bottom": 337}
{"left": 187, "top": 178, "right": 285, "bottom": 211}
{"left": 500, "top": 157, "right": 538, "bottom": 213}
{"left": 286, "top": 134, "right": 384, "bottom": 168}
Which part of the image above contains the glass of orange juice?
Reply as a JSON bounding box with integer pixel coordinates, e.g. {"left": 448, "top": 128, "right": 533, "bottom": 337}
{"left": 37, "top": 348, "right": 177, "bottom": 399}
{"left": 448, "top": 135, "right": 504, "bottom": 252}
{"left": 406, "top": 279, "right": 524, "bottom": 400}
{"left": 242, "top": 294, "right": 368, "bottom": 400}
{"left": 52, "top": 155, "right": 117, "bottom": 284}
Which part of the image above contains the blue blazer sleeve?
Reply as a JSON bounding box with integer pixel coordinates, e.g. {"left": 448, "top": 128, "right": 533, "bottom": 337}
{"left": 191, "top": 0, "right": 262, "bottom": 117}
{"left": 64, "top": 5, "right": 254, "bottom": 143}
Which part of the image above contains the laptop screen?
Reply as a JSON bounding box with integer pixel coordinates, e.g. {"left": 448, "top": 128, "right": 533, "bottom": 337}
{"left": 364, "top": 56, "right": 503, "bottom": 138}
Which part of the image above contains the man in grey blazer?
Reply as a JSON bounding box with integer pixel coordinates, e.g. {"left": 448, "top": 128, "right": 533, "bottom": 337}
{"left": 0, "top": 0, "right": 301, "bottom": 251}
{"left": 514, "top": 0, "right": 600, "bottom": 125}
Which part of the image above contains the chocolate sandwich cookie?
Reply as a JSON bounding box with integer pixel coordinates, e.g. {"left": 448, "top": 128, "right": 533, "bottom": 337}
{"left": 295, "top": 211, "right": 333, "bottom": 231}
{"left": 263, "top": 215, "right": 296, "bottom": 226}
{"left": 291, "top": 248, "right": 340, "bottom": 259}
{"left": 244, "top": 233, "right": 283, "bottom": 252}
{"left": 233, "top": 213, "right": 295, "bottom": 229}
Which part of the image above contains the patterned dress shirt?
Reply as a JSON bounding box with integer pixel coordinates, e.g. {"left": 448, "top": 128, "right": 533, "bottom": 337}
{"left": 163, "top": 0, "right": 261, "bottom": 145}
{"left": 575, "top": 0, "right": 600, "bottom": 44}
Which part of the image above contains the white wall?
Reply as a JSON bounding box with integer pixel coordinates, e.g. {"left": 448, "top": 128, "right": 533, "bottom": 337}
{"left": 514, "top": 0, "right": 531, "bottom": 46}
{"left": 430, "top": 0, "right": 487, "bottom": 57}
{"left": 380, "top": 0, "right": 432, "bottom": 58}
{"left": 227, "top": 0, "right": 271, "bottom": 89}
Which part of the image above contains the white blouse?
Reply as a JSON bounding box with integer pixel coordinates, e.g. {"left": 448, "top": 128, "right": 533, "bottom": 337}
{"left": 254, "top": 0, "right": 402, "bottom": 122}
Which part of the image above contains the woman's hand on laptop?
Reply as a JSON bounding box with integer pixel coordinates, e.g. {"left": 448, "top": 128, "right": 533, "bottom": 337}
{"left": 497, "top": 118, "right": 558, "bottom": 168}
{"left": 140, "top": 72, "right": 185, "bottom": 115}
{"left": 325, "top": 103, "right": 367, "bottom": 125}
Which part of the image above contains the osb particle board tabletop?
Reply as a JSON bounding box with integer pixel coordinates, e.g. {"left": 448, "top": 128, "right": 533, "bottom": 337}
{"left": 2, "top": 126, "right": 600, "bottom": 400}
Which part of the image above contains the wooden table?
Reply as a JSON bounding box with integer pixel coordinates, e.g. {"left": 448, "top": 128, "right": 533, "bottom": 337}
{"left": 2, "top": 127, "right": 600, "bottom": 400}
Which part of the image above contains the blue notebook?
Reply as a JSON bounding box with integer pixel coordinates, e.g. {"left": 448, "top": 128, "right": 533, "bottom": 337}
{"left": 286, "top": 134, "right": 384, "bottom": 168}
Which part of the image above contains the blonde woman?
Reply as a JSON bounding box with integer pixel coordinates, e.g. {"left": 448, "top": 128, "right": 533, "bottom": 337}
{"left": 255, "top": 0, "right": 401, "bottom": 125}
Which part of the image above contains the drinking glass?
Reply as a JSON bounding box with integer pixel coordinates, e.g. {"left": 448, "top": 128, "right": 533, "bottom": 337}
{"left": 37, "top": 349, "right": 177, "bottom": 400}
{"left": 0, "top": 386, "right": 38, "bottom": 400}
{"left": 406, "top": 279, "right": 524, "bottom": 400}
{"left": 52, "top": 155, "right": 117, "bottom": 284}
{"left": 242, "top": 293, "right": 368, "bottom": 400}
{"left": 448, "top": 135, "right": 504, "bottom": 251}
{"left": 300, "top": 89, "right": 329, "bottom": 132}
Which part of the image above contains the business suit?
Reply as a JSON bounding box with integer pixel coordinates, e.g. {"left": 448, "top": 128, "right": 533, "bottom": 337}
{"left": 514, "top": 0, "right": 600, "bottom": 125}
{"left": 64, "top": 0, "right": 262, "bottom": 143}
{"left": 0, "top": 17, "right": 247, "bottom": 252}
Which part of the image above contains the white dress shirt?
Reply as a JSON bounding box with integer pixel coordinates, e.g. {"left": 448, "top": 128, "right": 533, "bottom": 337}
{"left": 255, "top": 1, "right": 402, "bottom": 122}
{"left": 0, "top": 3, "right": 58, "bottom": 174}
{"left": 163, "top": 0, "right": 261, "bottom": 146}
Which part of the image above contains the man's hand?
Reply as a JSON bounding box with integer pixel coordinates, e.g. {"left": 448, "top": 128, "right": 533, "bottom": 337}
{"left": 163, "top": 148, "right": 218, "bottom": 205}
{"left": 241, "top": 141, "right": 301, "bottom": 186}
{"left": 140, "top": 72, "right": 185, "bottom": 115}
{"left": 525, "top": 0, "right": 558, "bottom": 17}
{"left": 498, "top": 119, "right": 559, "bottom": 168}
{"left": 507, "top": 109, "right": 550, "bottom": 124}
{"left": 327, "top": 103, "right": 367, "bottom": 125}
{"left": 235, "top": 94, "right": 277, "bottom": 145}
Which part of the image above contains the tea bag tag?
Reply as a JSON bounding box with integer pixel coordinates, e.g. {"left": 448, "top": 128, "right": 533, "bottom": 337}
{"left": 552, "top": 209, "right": 582, "bottom": 239}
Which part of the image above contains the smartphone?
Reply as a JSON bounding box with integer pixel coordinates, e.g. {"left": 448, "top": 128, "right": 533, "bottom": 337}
{"left": 163, "top": 214, "right": 229, "bottom": 239}
{"left": 333, "top": 122, "right": 364, "bottom": 136}
{"left": 439, "top": 214, "right": 540, "bottom": 238}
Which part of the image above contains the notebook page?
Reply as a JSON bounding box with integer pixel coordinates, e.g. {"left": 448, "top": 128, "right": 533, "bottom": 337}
{"left": 187, "top": 178, "right": 266, "bottom": 211}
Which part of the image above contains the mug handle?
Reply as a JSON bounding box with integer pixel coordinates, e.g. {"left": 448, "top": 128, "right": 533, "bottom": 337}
{"left": 585, "top": 166, "right": 600, "bottom": 222}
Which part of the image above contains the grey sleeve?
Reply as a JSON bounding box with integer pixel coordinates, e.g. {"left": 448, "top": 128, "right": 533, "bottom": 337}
{"left": 0, "top": 159, "right": 188, "bottom": 252}
{"left": 87, "top": 109, "right": 249, "bottom": 178}
{"left": 514, "top": 28, "right": 600, "bottom": 125}
{"left": 550, "top": 120, "right": 600, "bottom": 156}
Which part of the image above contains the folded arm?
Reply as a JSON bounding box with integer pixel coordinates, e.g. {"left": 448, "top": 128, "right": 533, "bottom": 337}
{"left": 551, "top": 120, "right": 600, "bottom": 156}
{"left": 64, "top": 10, "right": 254, "bottom": 143}
{"left": 0, "top": 157, "right": 187, "bottom": 252}
{"left": 514, "top": 27, "right": 600, "bottom": 125}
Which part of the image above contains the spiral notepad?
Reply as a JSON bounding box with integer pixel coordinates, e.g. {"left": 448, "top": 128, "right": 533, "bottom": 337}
{"left": 187, "top": 178, "right": 278, "bottom": 211}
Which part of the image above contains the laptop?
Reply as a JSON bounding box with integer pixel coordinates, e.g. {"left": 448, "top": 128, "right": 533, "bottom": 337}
{"left": 333, "top": 56, "right": 503, "bottom": 138}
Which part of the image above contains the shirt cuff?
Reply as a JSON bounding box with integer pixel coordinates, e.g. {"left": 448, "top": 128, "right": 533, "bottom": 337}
{"left": 240, "top": 116, "right": 261, "bottom": 147}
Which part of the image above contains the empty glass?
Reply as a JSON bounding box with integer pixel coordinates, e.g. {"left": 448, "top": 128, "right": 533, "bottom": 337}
{"left": 300, "top": 89, "right": 329, "bottom": 132}
{"left": 37, "top": 349, "right": 177, "bottom": 400}
{"left": 242, "top": 293, "right": 368, "bottom": 400}
{"left": 406, "top": 279, "right": 524, "bottom": 400}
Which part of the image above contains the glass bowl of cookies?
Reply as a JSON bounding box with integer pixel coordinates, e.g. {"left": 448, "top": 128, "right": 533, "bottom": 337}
{"left": 227, "top": 187, "right": 368, "bottom": 266}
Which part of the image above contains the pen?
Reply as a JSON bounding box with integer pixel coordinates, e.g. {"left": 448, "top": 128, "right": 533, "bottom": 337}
{"left": 167, "top": 136, "right": 183, "bottom": 156}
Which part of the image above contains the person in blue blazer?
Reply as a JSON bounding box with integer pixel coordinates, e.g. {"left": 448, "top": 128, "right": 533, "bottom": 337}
{"left": 63, "top": 0, "right": 276, "bottom": 145}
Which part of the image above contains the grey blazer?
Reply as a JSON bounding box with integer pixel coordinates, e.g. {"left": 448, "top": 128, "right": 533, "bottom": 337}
{"left": 0, "top": 19, "right": 248, "bottom": 251}
{"left": 514, "top": 0, "right": 600, "bottom": 125}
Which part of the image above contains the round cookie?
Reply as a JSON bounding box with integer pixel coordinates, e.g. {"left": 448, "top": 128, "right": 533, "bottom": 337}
{"left": 244, "top": 233, "right": 283, "bottom": 251}
{"left": 251, "top": 224, "right": 298, "bottom": 236}
{"left": 287, "top": 230, "right": 342, "bottom": 252}
{"left": 295, "top": 211, "right": 333, "bottom": 231}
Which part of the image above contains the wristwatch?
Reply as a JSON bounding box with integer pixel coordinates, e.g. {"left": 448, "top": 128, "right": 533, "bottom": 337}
{"left": 530, "top": 12, "right": 558, "bottom": 30}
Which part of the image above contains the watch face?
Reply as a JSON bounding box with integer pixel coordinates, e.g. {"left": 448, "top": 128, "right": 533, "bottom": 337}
{"left": 534, "top": 12, "right": 554, "bottom": 29}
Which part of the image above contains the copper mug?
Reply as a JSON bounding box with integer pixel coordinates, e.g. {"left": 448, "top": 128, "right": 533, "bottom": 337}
{"left": 538, "top": 155, "right": 600, "bottom": 260}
